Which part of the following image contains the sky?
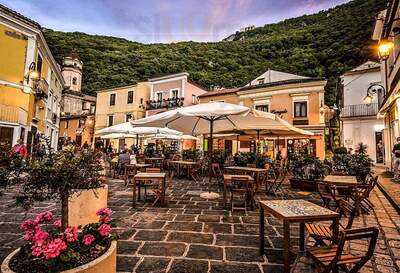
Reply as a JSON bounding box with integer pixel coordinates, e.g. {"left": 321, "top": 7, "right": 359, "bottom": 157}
{"left": 0, "top": 0, "right": 349, "bottom": 44}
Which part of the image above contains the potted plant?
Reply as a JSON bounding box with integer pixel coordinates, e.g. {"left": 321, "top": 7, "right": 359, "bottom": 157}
{"left": 182, "top": 149, "right": 201, "bottom": 161}
{"left": 144, "top": 143, "right": 155, "bottom": 157}
{"left": 211, "top": 149, "right": 228, "bottom": 166}
{"left": 289, "top": 154, "right": 327, "bottom": 191}
{"left": 233, "top": 152, "right": 256, "bottom": 166}
{"left": 1, "top": 208, "right": 117, "bottom": 273}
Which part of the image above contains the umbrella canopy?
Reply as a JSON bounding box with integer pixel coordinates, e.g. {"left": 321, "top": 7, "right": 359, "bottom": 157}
{"left": 151, "top": 134, "right": 199, "bottom": 141}
{"left": 100, "top": 133, "right": 139, "bottom": 139}
{"left": 95, "top": 122, "right": 182, "bottom": 136}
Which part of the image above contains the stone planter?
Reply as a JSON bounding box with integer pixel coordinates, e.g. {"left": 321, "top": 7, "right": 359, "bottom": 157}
{"left": 68, "top": 185, "right": 108, "bottom": 227}
{"left": 289, "top": 178, "right": 317, "bottom": 192}
{"left": 1, "top": 240, "right": 117, "bottom": 273}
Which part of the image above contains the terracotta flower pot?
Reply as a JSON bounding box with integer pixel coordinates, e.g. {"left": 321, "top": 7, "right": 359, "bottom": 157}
{"left": 1, "top": 240, "right": 117, "bottom": 273}
{"left": 68, "top": 185, "right": 108, "bottom": 227}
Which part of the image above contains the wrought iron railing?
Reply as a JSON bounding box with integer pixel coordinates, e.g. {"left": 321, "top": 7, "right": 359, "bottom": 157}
{"left": 146, "top": 97, "right": 184, "bottom": 110}
{"left": 341, "top": 103, "right": 378, "bottom": 118}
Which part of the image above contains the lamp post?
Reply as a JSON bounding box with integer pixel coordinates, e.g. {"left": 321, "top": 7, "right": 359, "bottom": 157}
{"left": 363, "top": 84, "right": 386, "bottom": 106}
{"left": 377, "top": 39, "right": 394, "bottom": 91}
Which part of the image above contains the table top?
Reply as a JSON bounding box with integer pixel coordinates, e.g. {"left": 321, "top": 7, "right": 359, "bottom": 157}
{"left": 223, "top": 174, "right": 254, "bottom": 181}
{"left": 170, "top": 160, "right": 197, "bottom": 165}
{"left": 146, "top": 157, "right": 164, "bottom": 160}
{"left": 134, "top": 172, "right": 166, "bottom": 179}
{"left": 259, "top": 199, "right": 339, "bottom": 221}
{"left": 324, "top": 175, "right": 358, "bottom": 186}
{"left": 225, "top": 166, "right": 266, "bottom": 172}
{"left": 127, "top": 163, "right": 152, "bottom": 168}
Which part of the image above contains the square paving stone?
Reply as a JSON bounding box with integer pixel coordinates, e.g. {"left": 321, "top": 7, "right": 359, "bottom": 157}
{"left": 202, "top": 210, "right": 225, "bottom": 215}
{"left": 210, "top": 262, "right": 262, "bottom": 273}
{"left": 241, "top": 216, "right": 259, "bottom": 224}
{"left": 135, "top": 257, "right": 170, "bottom": 273}
{"left": 216, "top": 234, "right": 260, "bottom": 247}
{"left": 138, "top": 242, "right": 186, "bottom": 257}
{"left": 167, "top": 231, "right": 214, "bottom": 244}
{"left": 234, "top": 224, "right": 259, "bottom": 235}
{"left": 203, "top": 223, "right": 232, "bottom": 234}
{"left": 134, "top": 230, "right": 168, "bottom": 241}
{"left": 186, "top": 244, "right": 223, "bottom": 260}
{"left": 115, "top": 228, "right": 136, "bottom": 240}
{"left": 134, "top": 221, "right": 166, "bottom": 229}
{"left": 183, "top": 209, "right": 202, "bottom": 214}
{"left": 169, "top": 258, "right": 209, "bottom": 273}
{"left": 264, "top": 248, "right": 296, "bottom": 264}
{"left": 221, "top": 216, "right": 241, "bottom": 223}
{"left": 156, "top": 214, "right": 176, "bottom": 221}
{"left": 164, "top": 221, "right": 203, "bottom": 232}
{"left": 117, "top": 241, "right": 141, "bottom": 254}
{"left": 262, "top": 264, "right": 284, "bottom": 273}
{"left": 225, "top": 247, "right": 265, "bottom": 262}
{"left": 198, "top": 214, "right": 221, "bottom": 222}
{"left": 117, "top": 256, "right": 140, "bottom": 272}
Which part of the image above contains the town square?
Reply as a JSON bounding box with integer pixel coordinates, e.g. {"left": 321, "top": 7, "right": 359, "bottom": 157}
{"left": 0, "top": 0, "right": 400, "bottom": 272}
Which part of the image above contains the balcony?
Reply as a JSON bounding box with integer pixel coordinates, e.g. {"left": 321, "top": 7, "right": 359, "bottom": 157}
{"left": 0, "top": 104, "right": 28, "bottom": 125}
{"left": 34, "top": 79, "right": 49, "bottom": 100}
{"left": 52, "top": 113, "right": 58, "bottom": 124}
{"left": 146, "top": 97, "right": 184, "bottom": 110}
{"left": 341, "top": 103, "right": 378, "bottom": 118}
{"left": 293, "top": 118, "right": 309, "bottom": 126}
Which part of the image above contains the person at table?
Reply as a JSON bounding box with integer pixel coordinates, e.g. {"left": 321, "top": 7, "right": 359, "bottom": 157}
{"left": 130, "top": 150, "right": 137, "bottom": 165}
{"left": 12, "top": 138, "right": 28, "bottom": 158}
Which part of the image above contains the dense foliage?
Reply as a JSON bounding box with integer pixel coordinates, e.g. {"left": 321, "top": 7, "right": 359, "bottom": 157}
{"left": 289, "top": 153, "right": 328, "bottom": 181}
{"left": 182, "top": 149, "right": 202, "bottom": 161}
{"left": 43, "top": 0, "right": 386, "bottom": 105}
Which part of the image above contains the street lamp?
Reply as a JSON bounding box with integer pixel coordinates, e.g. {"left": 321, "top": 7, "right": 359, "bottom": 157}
{"left": 363, "top": 83, "right": 385, "bottom": 106}
{"left": 25, "top": 62, "right": 39, "bottom": 83}
{"left": 378, "top": 39, "right": 394, "bottom": 60}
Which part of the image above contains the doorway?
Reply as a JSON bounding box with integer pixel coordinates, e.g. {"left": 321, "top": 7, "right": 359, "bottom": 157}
{"left": 375, "top": 131, "right": 384, "bottom": 164}
{"left": 0, "top": 126, "right": 13, "bottom": 147}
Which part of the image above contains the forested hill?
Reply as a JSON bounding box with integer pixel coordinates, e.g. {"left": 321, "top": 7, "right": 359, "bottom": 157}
{"left": 43, "top": 0, "right": 386, "bottom": 104}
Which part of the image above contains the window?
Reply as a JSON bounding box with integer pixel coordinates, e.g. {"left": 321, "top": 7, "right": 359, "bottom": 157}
{"left": 36, "top": 54, "right": 43, "bottom": 79}
{"left": 90, "top": 104, "right": 95, "bottom": 114}
{"left": 156, "top": 92, "right": 163, "bottom": 101}
{"left": 109, "top": 94, "right": 116, "bottom": 106}
{"left": 171, "top": 89, "right": 179, "bottom": 99}
{"left": 192, "top": 94, "right": 198, "bottom": 104}
{"left": 126, "top": 113, "right": 133, "bottom": 122}
{"left": 65, "top": 120, "right": 69, "bottom": 129}
{"left": 255, "top": 104, "right": 269, "bottom": 112}
{"left": 140, "top": 98, "right": 143, "bottom": 105}
{"left": 257, "top": 78, "right": 265, "bottom": 85}
{"left": 72, "top": 77, "right": 77, "bottom": 85}
{"left": 127, "top": 90, "right": 134, "bottom": 104}
{"left": 294, "top": 101, "right": 307, "bottom": 118}
{"left": 108, "top": 115, "right": 114, "bottom": 126}
{"left": 78, "top": 119, "right": 84, "bottom": 128}
{"left": 82, "top": 101, "right": 86, "bottom": 110}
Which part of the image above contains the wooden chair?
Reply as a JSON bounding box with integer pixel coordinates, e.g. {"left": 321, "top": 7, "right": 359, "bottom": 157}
{"left": 306, "top": 186, "right": 360, "bottom": 247}
{"left": 351, "top": 175, "right": 377, "bottom": 214}
{"left": 211, "top": 163, "right": 224, "bottom": 186}
{"left": 316, "top": 182, "right": 335, "bottom": 208}
{"left": 228, "top": 176, "right": 252, "bottom": 212}
{"left": 264, "top": 167, "right": 287, "bottom": 196}
{"left": 307, "top": 227, "right": 379, "bottom": 273}
{"left": 141, "top": 168, "right": 162, "bottom": 201}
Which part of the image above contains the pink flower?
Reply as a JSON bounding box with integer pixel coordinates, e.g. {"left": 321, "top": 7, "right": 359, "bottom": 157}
{"left": 98, "top": 224, "right": 111, "bottom": 237}
{"left": 53, "top": 219, "right": 61, "bottom": 228}
{"left": 82, "top": 234, "right": 95, "bottom": 246}
{"left": 41, "top": 212, "right": 53, "bottom": 223}
{"left": 43, "top": 238, "right": 67, "bottom": 260}
{"left": 96, "top": 208, "right": 112, "bottom": 217}
{"left": 31, "top": 246, "right": 43, "bottom": 257}
{"left": 100, "top": 216, "right": 112, "bottom": 223}
{"left": 23, "top": 230, "right": 34, "bottom": 241}
{"left": 64, "top": 226, "right": 78, "bottom": 242}
{"left": 33, "top": 229, "right": 49, "bottom": 246}
{"left": 20, "top": 219, "right": 37, "bottom": 232}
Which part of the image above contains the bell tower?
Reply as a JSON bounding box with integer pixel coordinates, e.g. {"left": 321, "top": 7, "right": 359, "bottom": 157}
{"left": 61, "top": 51, "right": 83, "bottom": 92}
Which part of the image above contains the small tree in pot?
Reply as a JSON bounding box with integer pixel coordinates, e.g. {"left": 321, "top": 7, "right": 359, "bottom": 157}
{"left": 289, "top": 153, "right": 327, "bottom": 191}
{"left": 15, "top": 146, "right": 104, "bottom": 230}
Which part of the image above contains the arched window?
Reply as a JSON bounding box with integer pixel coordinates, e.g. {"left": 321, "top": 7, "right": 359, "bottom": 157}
{"left": 72, "top": 77, "right": 77, "bottom": 85}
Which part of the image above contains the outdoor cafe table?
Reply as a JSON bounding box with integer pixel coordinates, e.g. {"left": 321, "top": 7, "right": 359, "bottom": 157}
{"left": 125, "top": 163, "right": 152, "bottom": 175}
{"left": 323, "top": 175, "right": 358, "bottom": 187}
{"left": 259, "top": 199, "right": 339, "bottom": 273}
{"left": 224, "top": 166, "right": 267, "bottom": 187}
{"left": 169, "top": 160, "right": 197, "bottom": 180}
{"left": 223, "top": 174, "right": 254, "bottom": 207}
{"left": 145, "top": 157, "right": 164, "bottom": 167}
{"left": 133, "top": 172, "right": 167, "bottom": 207}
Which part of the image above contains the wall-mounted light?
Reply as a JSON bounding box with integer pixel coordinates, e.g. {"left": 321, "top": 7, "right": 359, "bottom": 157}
{"left": 378, "top": 39, "right": 394, "bottom": 60}
{"left": 25, "top": 62, "right": 39, "bottom": 83}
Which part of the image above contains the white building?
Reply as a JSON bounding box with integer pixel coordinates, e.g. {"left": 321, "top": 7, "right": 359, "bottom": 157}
{"left": 341, "top": 61, "right": 385, "bottom": 163}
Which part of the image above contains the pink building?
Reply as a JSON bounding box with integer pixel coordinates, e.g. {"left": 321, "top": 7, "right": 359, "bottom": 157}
{"left": 146, "top": 72, "right": 207, "bottom": 116}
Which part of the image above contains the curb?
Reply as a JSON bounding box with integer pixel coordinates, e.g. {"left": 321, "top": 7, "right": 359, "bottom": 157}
{"left": 376, "top": 180, "right": 400, "bottom": 215}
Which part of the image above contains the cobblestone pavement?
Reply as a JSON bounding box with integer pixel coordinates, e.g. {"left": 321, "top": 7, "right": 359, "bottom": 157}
{"left": 0, "top": 176, "right": 399, "bottom": 273}
{"left": 377, "top": 170, "right": 400, "bottom": 209}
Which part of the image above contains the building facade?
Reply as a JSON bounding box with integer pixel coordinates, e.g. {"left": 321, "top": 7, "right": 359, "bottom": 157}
{"left": 340, "top": 61, "right": 384, "bottom": 163}
{"left": 373, "top": 2, "right": 400, "bottom": 166}
{"left": 199, "top": 70, "right": 327, "bottom": 158}
{"left": 94, "top": 82, "right": 151, "bottom": 149}
{"left": 59, "top": 54, "right": 96, "bottom": 147}
{"left": 0, "top": 4, "right": 64, "bottom": 150}
{"left": 145, "top": 72, "right": 207, "bottom": 116}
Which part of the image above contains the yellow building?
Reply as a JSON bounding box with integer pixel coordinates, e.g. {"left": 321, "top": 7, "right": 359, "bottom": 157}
{"left": 94, "top": 83, "right": 151, "bottom": 149}
{"left": 0, "top": 4, "right": 64, "bottom": 150}
{"left": 199, "top": 70, "right": 327, "bottom": 158}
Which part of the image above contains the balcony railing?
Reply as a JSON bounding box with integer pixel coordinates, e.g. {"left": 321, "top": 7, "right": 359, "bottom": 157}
{"left": 146, "top": 97, "right": 184, "bottom": 110}
{"left": 341, "top": 103, "right": 378, "bottom": 118}
{"left": 0, "top": 104, "right": 28, "bottom": 125}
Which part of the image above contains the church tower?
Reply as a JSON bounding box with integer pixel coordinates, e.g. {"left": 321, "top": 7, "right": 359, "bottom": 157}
{"left": 61, "top": 51, "right": 83, "bottom": 93}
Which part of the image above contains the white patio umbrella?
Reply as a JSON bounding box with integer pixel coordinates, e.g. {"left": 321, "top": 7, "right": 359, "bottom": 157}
{"left": 95, "top": 122, "right": 182, "bottom": 145}
{"left": 132, "top": 101, "right": 250, "bottom": 199}
{"left": 151, "top": 134, "right": 199, "bottom": 141}
{"left": 100, "top": 133, "right": 138, "bottom": 139}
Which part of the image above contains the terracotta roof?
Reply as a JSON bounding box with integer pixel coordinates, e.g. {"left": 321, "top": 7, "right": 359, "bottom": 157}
{"left": 239, "top": 78, "right": 325, "bottom": 92}
{"left": 198, "top": 88, "right": 239, "bottom": 98}
{"left": 0, "top": 4, "right": 41, "bottom": 29}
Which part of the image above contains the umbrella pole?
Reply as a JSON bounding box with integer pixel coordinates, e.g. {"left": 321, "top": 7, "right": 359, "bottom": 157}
{"left": 236, "top": 135, "right": 239, "bottom": 153}
{"left": 208, "top": 119, "right": 213, "bottom": 188}
{"left": 257, "top": 130, "right": 260, "bottom": 154}
{"left": 136, "top": 134, "right": 139, "bottom": 146}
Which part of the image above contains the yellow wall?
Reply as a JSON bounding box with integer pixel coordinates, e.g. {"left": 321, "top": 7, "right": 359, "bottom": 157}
{"left": 0, "top": 24, "right": 27, "bottom": 84}
{"left": 95, "top": 83, "right": 150, "bottom": 132}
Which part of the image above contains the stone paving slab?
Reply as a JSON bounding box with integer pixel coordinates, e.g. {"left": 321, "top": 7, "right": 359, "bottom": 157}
{"left": 0, "top": 176, "right": 399, "bottom": 273}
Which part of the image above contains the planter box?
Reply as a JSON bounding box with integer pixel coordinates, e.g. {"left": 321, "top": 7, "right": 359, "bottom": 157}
{"left": 289, "top": 178, "right": 317, "bottom": 192}
{"left": 1, "top": 240, "right": 117, "bottom": 273}
{"left": 68, "top": 186, "right": 108, "bottom": 227}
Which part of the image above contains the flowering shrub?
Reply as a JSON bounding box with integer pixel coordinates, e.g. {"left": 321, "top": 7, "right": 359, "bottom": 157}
{"left": 10, "top": 208, "right": 117, "bottom": 273}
